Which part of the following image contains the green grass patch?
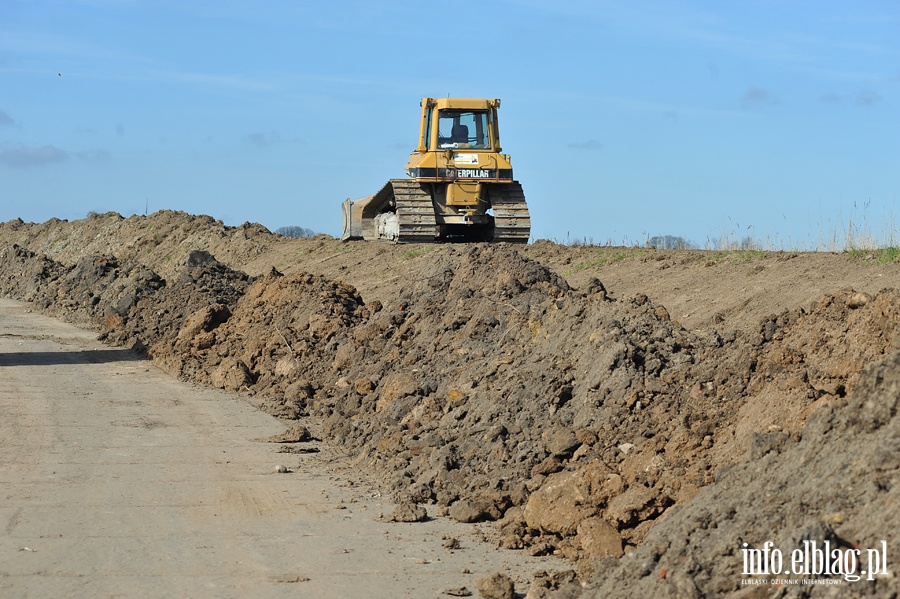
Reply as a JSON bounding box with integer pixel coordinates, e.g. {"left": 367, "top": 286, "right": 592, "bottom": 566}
{"left": 569, "top": 248, "right": 647, "bottom": 273}
{"left": 845, "top": 246, "right": 900, "bottom": 264}
{"left": 400, "top": 247, "right": 435, "bottom": 260}
{"left": 613, "top": 249, "right": 646, "bottom": 262}
{"left": 729, "top": 250, "right": 767, "bottom": 264}
{"left": 572, "top": 257, "right": 607, "bottom": 272}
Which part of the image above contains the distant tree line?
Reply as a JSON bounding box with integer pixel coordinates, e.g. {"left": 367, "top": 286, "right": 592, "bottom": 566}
{"left": 645, "top": 235, "right": 698, "bottom": 250}
{"left": 646, "top": 234, "right": 768, "bottom": 250}
{"left": 275, "top": 226, "right": 317, "bottom": 238}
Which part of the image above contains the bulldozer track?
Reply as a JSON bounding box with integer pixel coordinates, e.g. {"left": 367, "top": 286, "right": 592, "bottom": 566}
{"left": 365, "top": 179, "right": 530, "bottom": 244}
{"left": 490, "top": 182, "right": 531, "bottom": 243}
{"left": 391, "top": 179, "right": 438, "bottom": 243}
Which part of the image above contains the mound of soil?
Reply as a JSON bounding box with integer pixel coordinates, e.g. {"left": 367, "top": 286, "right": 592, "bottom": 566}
{"left": 3, "top": 211, "right": 900, "bottom": 596}
{"left": 584, "top": 351, "right": 900, "bottom": 598}
{"left": 0, "top": 211, "right": 281, "bottom": 280}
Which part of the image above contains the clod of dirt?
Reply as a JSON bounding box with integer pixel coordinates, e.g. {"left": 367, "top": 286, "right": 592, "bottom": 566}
{"left": 258, "top": 424, "right": 313, "bottom": 443}
{"left": 444, "top": 587, "right": 473, "bottom": 597}
{"left": 442, "top": 536, "right": 461, "bottom": 550}
{"left": 388, "top": 502, "right": 428, "bottom": 523}
{"left": 846, "top": 290, "right": 872, "bottom": 308}
{"left": 524, "top": 570, "right": 581, "bottom": 599}
{"left": 274, "top": 464, "right": 291, "bottom": 474}
{"left": 476, "top": 572, "right": 515, "bottom": 599}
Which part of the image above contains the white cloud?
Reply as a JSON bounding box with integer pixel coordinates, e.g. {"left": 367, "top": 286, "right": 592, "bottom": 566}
{"left": 742, "top": 87, "right": 780, "bottom": 108}
{"left": 567, "top": 139, "right": 603, "bottom": 151}
{"left": 244, "top": 132, "right": 283, "bottom": 148}
{"left": 855, "top": 90, "right": 882, "bottom": 106}
{"left": 0, "top": 144, "right": 111, "bottom": 167}
{"left": 0, "top": 144, "right": 69, "bottom": 167}
{"left": 818, "top": 90, "right": 885, "bottom": 107}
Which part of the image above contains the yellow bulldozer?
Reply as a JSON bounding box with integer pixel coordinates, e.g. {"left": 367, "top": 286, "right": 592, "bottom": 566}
{"left": 341, "top": 98, "right": 530, "bottom": 243}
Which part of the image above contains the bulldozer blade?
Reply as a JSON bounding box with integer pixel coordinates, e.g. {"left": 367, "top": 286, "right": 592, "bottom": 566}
{"left": 340, "top": 198, "right": 358, "bottom": 241}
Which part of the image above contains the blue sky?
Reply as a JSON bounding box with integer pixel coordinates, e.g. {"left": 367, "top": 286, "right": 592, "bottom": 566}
{"left": 1, "top": 1, "right": 898, "bottom": 248}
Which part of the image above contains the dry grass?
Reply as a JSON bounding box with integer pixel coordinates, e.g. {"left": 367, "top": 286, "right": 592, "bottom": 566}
{"left": 560, "top": 202, "right": 900, "bottom": 263}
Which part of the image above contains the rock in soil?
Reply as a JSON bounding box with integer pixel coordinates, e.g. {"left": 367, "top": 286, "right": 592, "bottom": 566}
{"left": 388, "top": 502, "right": 428, "bottom": 523}
{"left": 476, "top": 572, "right": 515, "bottom": 599}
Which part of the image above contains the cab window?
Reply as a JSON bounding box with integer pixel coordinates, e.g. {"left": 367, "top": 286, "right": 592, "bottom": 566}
{"left": 437, "top": 110, "right": 490, "bottom": 149}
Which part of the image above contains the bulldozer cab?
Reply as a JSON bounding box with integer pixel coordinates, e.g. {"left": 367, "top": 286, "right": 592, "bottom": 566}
{"left": 418, "top": 98, "right": 500, "bottom": 152}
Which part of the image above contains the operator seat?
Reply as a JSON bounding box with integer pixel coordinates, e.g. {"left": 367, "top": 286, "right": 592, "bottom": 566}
{"left": 451, "top": 124, "right": 469, "bottom": 144}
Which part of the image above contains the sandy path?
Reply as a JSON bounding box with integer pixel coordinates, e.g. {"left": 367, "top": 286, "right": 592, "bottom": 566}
{"left": 0, "top": 298, "right": 553, "bottom": 598}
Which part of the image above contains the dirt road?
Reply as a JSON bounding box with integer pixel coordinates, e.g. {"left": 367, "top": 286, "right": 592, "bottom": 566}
{"left": 0, "top": 298, "right": 553, "bottom": 598}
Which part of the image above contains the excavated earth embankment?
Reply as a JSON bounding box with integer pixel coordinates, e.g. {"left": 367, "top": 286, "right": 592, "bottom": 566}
{"left": 2, "top": 210, "right": 900, "bottom": 598}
